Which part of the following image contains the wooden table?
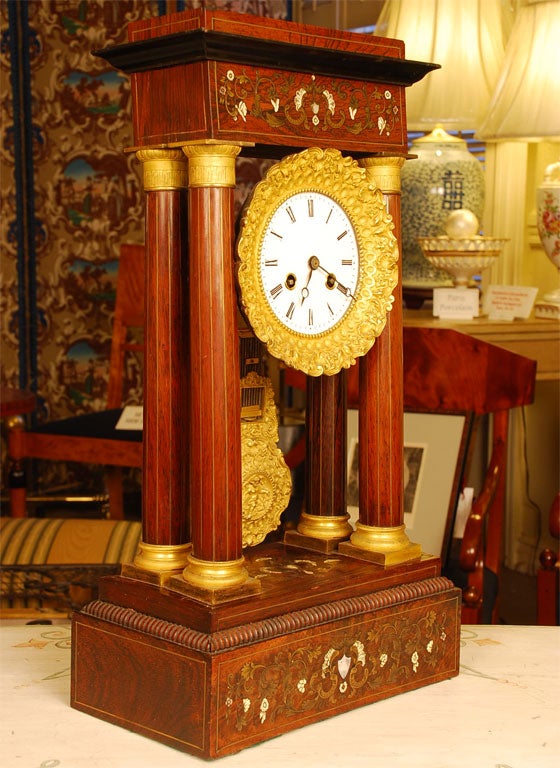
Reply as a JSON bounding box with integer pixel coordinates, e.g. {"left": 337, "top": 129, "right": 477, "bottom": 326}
{"left": 403, "top": 311, "right": 560, "bottom": 575}
{"left": 403, "top": 310, "right": 560, "bottom": 381}
{"left": 1, "top": 621, "right": 557, "bottom": 767}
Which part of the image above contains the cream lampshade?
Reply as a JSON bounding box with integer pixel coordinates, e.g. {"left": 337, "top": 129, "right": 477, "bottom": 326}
{"left": 476, "top": 0, "right": 560, "bottom": 141}
{"left": 476, "top": 0, "right": 560, "bottom": 314}
{"left": 375, "top": 0, "right": 511, "bottom": 133}
{"left": 374, "top": 0, "right": 511, "bottom": 296}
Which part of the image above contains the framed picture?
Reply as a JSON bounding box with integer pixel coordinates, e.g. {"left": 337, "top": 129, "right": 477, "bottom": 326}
{"left": 347, "top": 410, "right": 473, "bottom": 562}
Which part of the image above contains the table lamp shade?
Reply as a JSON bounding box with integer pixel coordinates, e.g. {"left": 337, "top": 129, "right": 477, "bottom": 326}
{"left": 375, "top": 0, "right": 512, "bottom": 132}
{"left": 477, "top": 0, "right": 560, "bottom": 141}
{"left": 476, "top": 1, "right": 560, "bottom": 314}
{"left": 374, "top": 0, "right": 511, "bottom": 293}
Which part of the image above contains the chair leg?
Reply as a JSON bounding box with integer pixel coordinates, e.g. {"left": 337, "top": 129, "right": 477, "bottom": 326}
{"left": 105, "top": 467, "right": 125, "bottom": 519}
{"left": 537, "top": 563, "right": 559, "bottom": 625}
{"left": 7, "top": 416, "right": 28, "bottom": 517}
{"left": 8, "top": 486, "right": 27, "bottom": 517}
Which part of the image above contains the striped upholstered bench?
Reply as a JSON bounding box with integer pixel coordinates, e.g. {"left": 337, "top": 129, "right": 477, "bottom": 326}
{"left": 0, "top": 517, "right": 141, "bottom": 619}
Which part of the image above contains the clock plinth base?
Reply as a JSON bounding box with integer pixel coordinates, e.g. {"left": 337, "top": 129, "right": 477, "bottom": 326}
{"left": 166, "top": 572, "right": 262, "bottom": 606}
{"left": 121, "top": 562, "right": 169, "bottom": 585}
{"left": 71, "top": 543, "right": 460, "bottom": 759}
{"left": 122, "top": 563, "right": 263, "bottom": 606}
{"left": 121, "top": 562, "right": 183, "bottom": 586}
{"left": 338, "top": 539, "right": 423, "bottom": 567}
{"left": 283, "top": 528, "right": 347, "bottom": 553}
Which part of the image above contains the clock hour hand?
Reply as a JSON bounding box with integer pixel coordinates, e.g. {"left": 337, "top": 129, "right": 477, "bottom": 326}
{"left": 334, "top": 279, "right": 354, "bottom": 298}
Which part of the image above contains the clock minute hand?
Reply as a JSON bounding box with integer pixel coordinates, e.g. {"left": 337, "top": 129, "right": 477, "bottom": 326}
{"left": 300, "top": 255, "right": 320, "bottom": 304}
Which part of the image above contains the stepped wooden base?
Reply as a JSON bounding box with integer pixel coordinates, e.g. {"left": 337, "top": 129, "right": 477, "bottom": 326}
{"left": 71, "top": 544, "right": 461, "bottom": 760}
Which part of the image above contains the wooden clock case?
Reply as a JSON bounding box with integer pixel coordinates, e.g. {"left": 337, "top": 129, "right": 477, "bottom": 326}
{"left": 70, "top": 10, "right": 461, "bottom": 759}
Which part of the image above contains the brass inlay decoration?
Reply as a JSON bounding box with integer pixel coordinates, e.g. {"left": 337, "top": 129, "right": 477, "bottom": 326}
{"left": 241, "top": 372, "right": 292, "bottom": 548}
{"left": 135, "top": 148, "right": 188, "bottom": 191}
{"left": 133, "top": 541, "right": 192, "bottom": 573}
{"left": 237, "top": 147, "right": 399, "bottom": 376}
{"left": 359, "top": 155, "right": 406, "bottom": 194}
{"left": 296, "top": 511, "right": 352, "bottom": 541}
{"left": 182, "top": 143, "right": 241, "bottom": 188}
{"left": 251, "top": 553, "right": 344, "bottom": 578}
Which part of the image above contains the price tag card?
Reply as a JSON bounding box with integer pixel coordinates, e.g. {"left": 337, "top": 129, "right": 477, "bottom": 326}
{"left": 433, "top": 288, "right": 480, "bottom": 319}
{"left": 482, "top": 285, "right": 538, "bottom": 320}
{"left": 115, "top": 405, "right": 143, "bottom": 430}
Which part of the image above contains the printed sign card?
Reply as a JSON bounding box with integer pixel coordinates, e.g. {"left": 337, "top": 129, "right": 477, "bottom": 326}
{"left": 433, "top": 288, "right": 480, "bottom": 319}
{"left": 482, "top": 286, "right": 538, "bottom": 320}
{"left": 115, "top": 405, "right": 143, "bottom": 430}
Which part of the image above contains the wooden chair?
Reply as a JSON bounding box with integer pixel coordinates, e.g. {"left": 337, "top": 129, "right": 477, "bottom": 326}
{"left": 537, "top": 492, "right": 559, "bottom": 625}
{"left": 399, "top": 327, "right": 536, "bottom": 623}
{"left": 7, "top": 244, "right": 144, "bottom": 520}
{"left": 0, "top": 516, "right": 142, "bottom": 620}
{"left": 284, "top": 326, "right": 536, "bottom": 623}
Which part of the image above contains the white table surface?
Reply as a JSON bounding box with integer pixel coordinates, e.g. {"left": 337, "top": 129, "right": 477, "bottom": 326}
{"left": 1, "top": 621, "right": 558, "bottom": 768}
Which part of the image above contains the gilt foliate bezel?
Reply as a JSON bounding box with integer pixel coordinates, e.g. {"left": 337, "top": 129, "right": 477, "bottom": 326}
{"left": 237, "top": 147, "right": 398, "bottom": 376}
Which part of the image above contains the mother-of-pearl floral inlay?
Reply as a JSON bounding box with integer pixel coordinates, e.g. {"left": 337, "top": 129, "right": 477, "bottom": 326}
{"left": 223, "top": 609, "right": 452, "bottom": 731}
{"left": 218, "top": 67, "right": 401, "bottom": 138}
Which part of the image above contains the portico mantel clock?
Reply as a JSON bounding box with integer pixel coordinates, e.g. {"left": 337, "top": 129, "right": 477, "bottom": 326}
{"left": 237, "top": 147, "right": 398, "bottom": 376}
{"left": 72, "top": 9, "right": 460, "bottom": 762}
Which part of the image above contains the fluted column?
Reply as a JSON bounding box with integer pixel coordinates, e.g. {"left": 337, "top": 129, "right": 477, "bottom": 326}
{"left": 180, "top": 143, "right": 252, "bottom": 594}
{"left": 340, "top": 156, "right": 421, "bottom": 566}
{"left": 133, "top": 148, "right": 191, "bottom": 574}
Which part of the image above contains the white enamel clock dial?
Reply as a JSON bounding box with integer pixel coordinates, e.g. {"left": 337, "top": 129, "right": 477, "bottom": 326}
{"left": 236, "top": 147, "right": 398, "bottom": 376}
{"left": 260, "top": 192, "right": 359, "bottom": 336}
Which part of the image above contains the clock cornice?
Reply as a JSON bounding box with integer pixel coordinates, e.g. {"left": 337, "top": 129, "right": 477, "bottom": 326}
{"left": 95, "top": 27, "right": 438, "bottom": 87}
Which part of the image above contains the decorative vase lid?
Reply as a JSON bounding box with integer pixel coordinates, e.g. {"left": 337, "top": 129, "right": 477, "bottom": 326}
{"left": 411, "top": 125, "right": 467, "bottom": 150}
{"left": 541, "top": 160, "right": 560, "bottom": 186}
